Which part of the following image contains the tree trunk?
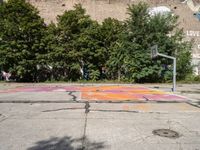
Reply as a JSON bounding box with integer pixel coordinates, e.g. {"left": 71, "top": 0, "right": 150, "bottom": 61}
{"left": 118, "top": 69, "right": 121, "bottom": 81}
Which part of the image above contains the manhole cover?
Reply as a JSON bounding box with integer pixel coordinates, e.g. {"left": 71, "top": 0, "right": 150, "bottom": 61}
{"left": 152, "top": 129, "right": 180, "bottom": 138}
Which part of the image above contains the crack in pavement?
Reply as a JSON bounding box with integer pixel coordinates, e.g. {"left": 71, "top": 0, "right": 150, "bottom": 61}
{"left": 143, "top": 96, "right": 149, "bottom": 101}
{"left": 168, "top": 120, "right": 200, "bottom": 136}
{"left": 0, "top": 118, "right": 7, "bottom": 123}
{"left": 41, "top": 107, "right": 166, "bottom": 114}
{"left": 90, "top": 109, "right": 139, "bottom": 113}
{"left": 81, "top": 101, "right": 90, "bottom": 150}
{"left": 0, "top": 100, "right": 187, "bottom": 104}
{"left": 181, "top": 91, "right": 200, "bottom": 94}
{"left": 42, "top": 107, "right": 84, "bottom": 112}
{"left": 186, "top": 102, "right": 200, "bottom": 109}
{"left": 42, "top": 108, "right": 167, "bottom": 114}
{"left": 85, "top": 101, "right": 90, "bottom": 114}
{"left": 68, "top": 91, "right": 78, "bottom": 102}
{"left": 0, "top": 100, "right": 77, "bottom": 103}
{"left": 90, "top": 109, "right": 169, "bottom": 114}
{"left": 0, "top": 114, "right": 8, "bottom": 123}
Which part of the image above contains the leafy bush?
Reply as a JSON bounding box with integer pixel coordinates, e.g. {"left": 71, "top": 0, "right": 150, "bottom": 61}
{"left": 0, "top": 0, "right": 46, "bottom": 81}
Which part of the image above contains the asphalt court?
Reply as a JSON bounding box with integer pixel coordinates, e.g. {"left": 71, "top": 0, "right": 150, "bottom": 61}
{"left": 0, "top": 84, "right": 200, "bottom": 150}
{"left": 0, "top": 85, "right": 187, "bottom": 102}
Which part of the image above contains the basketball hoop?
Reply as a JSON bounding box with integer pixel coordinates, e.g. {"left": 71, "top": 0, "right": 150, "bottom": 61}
{"left": 150, "top": 44, "right": 176, "bottom": 92}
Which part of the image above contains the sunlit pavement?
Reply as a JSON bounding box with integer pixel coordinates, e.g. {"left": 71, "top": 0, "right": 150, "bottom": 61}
{"left": 0, "top": 83, "right": 200, "bottom": 150}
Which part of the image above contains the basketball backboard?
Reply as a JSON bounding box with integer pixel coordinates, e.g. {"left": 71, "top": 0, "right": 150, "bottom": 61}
{"left": 151, "top": 45, "right": 158, "bottom": 59}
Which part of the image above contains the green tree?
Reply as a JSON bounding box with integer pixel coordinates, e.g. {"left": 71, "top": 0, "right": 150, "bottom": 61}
{"left": 0, "top": 0, "right": 46, "bottom": 81}
{"left": 75, "top": 18, "right": 123, "bottom": 80}
{"left": 108, "top": 2, "right": 192, "bottom": 82}
{"left": 101, "top": 18, "right": 124, "bottom": 80}
{"left": 43, "top": 5, "right": 122, "bottom": 81}
{"left": 41, "top": 4, "right": 94, "bottom": 81}
{"left": 75, "top": 21, "right": 103, "bottom": 80}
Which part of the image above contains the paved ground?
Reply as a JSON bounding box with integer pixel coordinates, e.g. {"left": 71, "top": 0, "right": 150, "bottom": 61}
{"left": 0, "top": 83, "right": 188, "bottom": 102}
{"left": 143, "top": 83, "right": 200, "bottom": 106}
{"left": 0, "top": 83, "right": 200, "bottom": 150}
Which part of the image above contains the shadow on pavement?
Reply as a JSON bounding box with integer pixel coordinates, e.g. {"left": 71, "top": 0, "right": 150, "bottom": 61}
{"left": 27, "top": 136, "right": 106, "bottom": 150}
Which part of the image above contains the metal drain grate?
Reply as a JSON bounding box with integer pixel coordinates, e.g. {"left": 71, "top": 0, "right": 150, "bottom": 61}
{"left": 152, "top": 129, "right": 180, "bottom": 138}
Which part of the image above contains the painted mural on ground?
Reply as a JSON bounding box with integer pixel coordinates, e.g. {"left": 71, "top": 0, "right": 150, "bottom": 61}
{"left": 0, "top": 85, "right": 186, "bottom": 101}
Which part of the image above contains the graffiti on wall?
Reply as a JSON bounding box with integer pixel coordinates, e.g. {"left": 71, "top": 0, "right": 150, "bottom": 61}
{"left": 186, "top": 30, "right": 200, "bottom": 49}
{"left": 186, "top": 30, "right": 200, "bottom": 37}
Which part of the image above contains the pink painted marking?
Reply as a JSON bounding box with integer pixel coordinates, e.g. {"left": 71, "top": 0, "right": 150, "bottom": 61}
{"left": 0, "top": 86, "right": 80, "bottom": 93}
{"left": 144, "top": 94, "right": 186, "bottom": 101}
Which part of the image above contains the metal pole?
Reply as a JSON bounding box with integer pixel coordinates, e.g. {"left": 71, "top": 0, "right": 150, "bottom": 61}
{"left": 173, "top": 58, "right": 176, "bottom": 92}
{"left": 157, "top": 53, "right": 176, "bottom": 92}
{"left": 157, "top": 53, "right": 175, "bottom": 60}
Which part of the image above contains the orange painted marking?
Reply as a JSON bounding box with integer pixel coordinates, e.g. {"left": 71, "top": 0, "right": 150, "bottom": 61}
{"left": 82, "top": 92, "right": 140, "bottom": 101}
{"left": 80, "top": 86, "right": 186, "bottom": 101}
